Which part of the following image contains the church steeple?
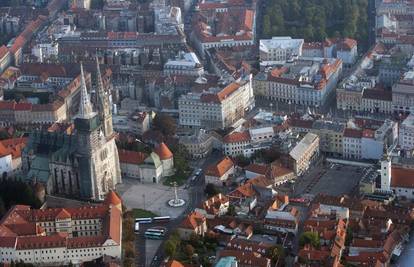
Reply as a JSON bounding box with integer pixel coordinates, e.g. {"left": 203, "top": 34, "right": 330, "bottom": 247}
{"left": 78, "top": 63, "right": 96, "bottom": 120}
{"left": 95, "top": 56, "right": 113, "bottom": 137}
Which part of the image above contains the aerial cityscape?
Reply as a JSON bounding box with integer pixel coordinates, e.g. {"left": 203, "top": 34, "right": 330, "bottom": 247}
{"left": 0, "top": 0, "right": 414, "bottom": 266}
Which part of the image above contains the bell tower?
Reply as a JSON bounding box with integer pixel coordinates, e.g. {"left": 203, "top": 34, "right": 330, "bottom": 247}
{"left": 95, "top": 56, "right": 113, "bottom": 138}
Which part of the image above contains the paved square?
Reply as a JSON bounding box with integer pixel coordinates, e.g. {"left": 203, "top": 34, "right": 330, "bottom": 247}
{"left": 117, "top": 178, "right": 189, "bottom": 218}
{"left": 309, "top": 165, "right": 364, "bottom": 196}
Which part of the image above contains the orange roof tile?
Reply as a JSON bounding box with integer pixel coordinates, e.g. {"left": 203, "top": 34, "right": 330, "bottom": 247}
{"left": 0, "top": 45, "right": 9, "bottom": 60}
{"left": 56, "top": 209, "right": 71, "bottom": 220}
{"left": 104, "top": 191, "right": 122, "bottom": 206}
{"left": 391, "top": 167, "right": 414, "bottom": 188}
{"left": 118, "top": 149, "right": 147, "bottom": 165}
{"left": 180, "top": 211, "right": 205, "bottom": 230}
{"left": 223, "top": 131, "right": 250, "bottom": 143}
{"left": 205, "top": 156, "right": 234, "bottom": 177}
{"left": 154, "top": 142, "right": 173, "bottom": 160}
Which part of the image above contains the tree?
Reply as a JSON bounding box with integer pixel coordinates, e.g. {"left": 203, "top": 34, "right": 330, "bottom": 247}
{"left": 124, "top": 242, "right": 135, "bottom": 258}
{"left": 185, "top": 244, "right": 195, "bottom": 260}
{"left": 266, "top": 244, "right": 285, "bottom": 264}
{"left": 204, "top": 183, "right": 220, "bottom": 197}
{"left": 123, "top": 257, "right": 134, "bottom": 267}
{"left": 164, "top": 239, "right": 177, "bottom": 258}
{"left": 299, "top": 231, "right": 320, "bottom": 248}
{"left": 227, "top": 205, "right": 236, "bottom": 216}
{"left": 153, "top": 113, "right": 177, "bottom": 136}
{"left": 234, "top": 155, "right": 250, "bottom": 167}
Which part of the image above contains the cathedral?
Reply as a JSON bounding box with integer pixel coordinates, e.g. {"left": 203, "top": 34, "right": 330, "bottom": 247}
{"left": 23, "top": 59, "right": 121, "bottom": 201}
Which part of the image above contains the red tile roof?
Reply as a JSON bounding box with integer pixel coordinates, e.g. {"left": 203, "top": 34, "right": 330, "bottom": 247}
{"left": 104, "top": 191, "right": 122, "bottom": 206}
{"left": 391, "top": 167, "right": 414, "bottom": 188}
{"left": 223, "top": 131, "right": 251, "bottom": 143}
{"left": 154, "top": 142, "right": 173, "bottom": 160}
{"left": 56, "top": 209, "right": 71, "bottom": 220}
{"left": 244, "top": 163, "right": 268, "bottom": 175}
{"left": 0, "top": 45, "right": 9, "bottom": 60}
{"left": 118, "top": 149, "right": 147, "bottom": 165}
{"left": 180, "top": 211, "right": 205, "bottom": 230}
{"left": 205, "top": 156, "right": 234, "bottom": 178}
{"left": 344, "top": 128, "right": 363, "bottom": 138}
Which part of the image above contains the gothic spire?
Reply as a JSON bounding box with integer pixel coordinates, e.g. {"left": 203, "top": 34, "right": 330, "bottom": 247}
{"left": 96, "top": 55, "right": 105, "bottom": 104}
{"left": 77, "top": 63, "right": 95, "bottom": 119}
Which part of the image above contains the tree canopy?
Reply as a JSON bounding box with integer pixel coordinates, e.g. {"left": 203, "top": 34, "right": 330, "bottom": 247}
{"left": 152, "top": 113, "right": 177, "bottom": 136}
{"left": 261, "top": 0, "right": 368, "bottom": 50}
{"left": 299, "top": 231, "right": 321, "bottom": 249}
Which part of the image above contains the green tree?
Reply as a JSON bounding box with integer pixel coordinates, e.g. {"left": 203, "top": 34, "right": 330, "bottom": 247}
{"left": 204, "top": 183, "right": 220, "bottom": 197}
{"left": 227, "top": 205, "right": 236, "bottom": 216}
{"left": 185, "top": 244, "right": 195, "bottom": 260}
{"left": 153, "top": 113, "right": 177, "bottom": 136}
{"left": 234, "top": 155, "right": 250, "bottom": 167}
{"left": 164, "top": 239, "right": 178, "bottom": 258}
{"left": 299, "top": 231, "right": 320, "bottom": 248}
{"left": 266, "top": 244, "right": 285, "bottom": 264}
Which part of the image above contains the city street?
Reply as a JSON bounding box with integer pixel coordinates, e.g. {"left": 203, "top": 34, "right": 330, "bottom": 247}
{"left": 127, "top": 150, "right": 222, "bottom": 266}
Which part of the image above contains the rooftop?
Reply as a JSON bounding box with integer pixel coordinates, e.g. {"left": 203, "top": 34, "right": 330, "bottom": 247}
{"left": 260, "top": 36, "right": 304, "bottom": 53}
{"left": 289, "top": 132, "right": 318, "bottom": 161}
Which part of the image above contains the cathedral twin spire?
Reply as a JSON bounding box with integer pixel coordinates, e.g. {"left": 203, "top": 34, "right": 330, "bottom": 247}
{"left": 77, "top": 58, "right": 113, "bottom": 137}
{"left": 78, "top": 63, "right": 96, "bottom": 120}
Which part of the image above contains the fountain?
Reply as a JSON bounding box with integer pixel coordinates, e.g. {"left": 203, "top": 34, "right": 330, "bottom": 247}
{"left": 168, "top": 182, "right": 186, "bottom": 207}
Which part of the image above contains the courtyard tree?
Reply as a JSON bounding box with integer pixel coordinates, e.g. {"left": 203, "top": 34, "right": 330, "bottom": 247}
{"left": 164, "top": 239, "right": 178, "bottom": 258}
{"left": 153, "top": 113, "right": 177, "bottom": 136}
{"left": 299, "top": 231, "right": 320, "bottom": 248}
{"left": 185, "top": 244, "right": 195, "bottom": 260}
{"left": 266, "top": 244, "right": 285, "bottom": 264}
{"left": 204, "top": 183, "right": 221, "bottom": 197}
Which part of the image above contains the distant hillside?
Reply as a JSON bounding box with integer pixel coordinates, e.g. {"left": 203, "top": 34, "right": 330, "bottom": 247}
{"left": 261, "top": 0, "right": 368, "bottom": 50}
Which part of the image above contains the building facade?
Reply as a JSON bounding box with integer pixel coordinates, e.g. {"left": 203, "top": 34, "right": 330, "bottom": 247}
{"left": 178, "top": 76, "right": 255, "bottom": 129}
{"left": 0, "top": 191, "right": 122, "bottom": 266}
{"left": 23, "top": 62, "right": 121, "bottom": 201}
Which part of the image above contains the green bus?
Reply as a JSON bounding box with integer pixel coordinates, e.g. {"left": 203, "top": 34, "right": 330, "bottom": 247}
{"left": 144, "top": 231, "right": 164, "bottom": 240}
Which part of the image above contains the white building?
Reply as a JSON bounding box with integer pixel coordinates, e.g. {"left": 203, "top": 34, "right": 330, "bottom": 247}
{"left": 31, "top": 43, "right": 59, "bottom": 63}
{"left": 178, "top": 76, "right": 255, "bottom": 129}
{"left": 253, "top": 57, "right": 342, "bottom": 108}
{"left": 164, "top": 52, "right": 204, "bottom": 76}
{"left": 249, "top": 127, "right": 274, "bottom": 144}
{"left": 392, "top": 70, "right": 414, "bottom": 114}
{"left": 259, "top": 37, "right": 303, "bottom": 66}
{"left": 343, "top": 120, "right": 398, "bottom": 160}
{"left": 118, "top": 142, "right": 174, "bottom": 183}
{"left": 0, "top": 191, "right": 122, "bottom": 266}
{"left": 399, "top": 114, "right": 414, "bottom": 151}
{"left": 223, "top": 131, "right": 251, "bottom": 157}
{"left": 205, "top": 157, "right": 234, "bottom": 186}
{"left": 289, "top": 132, "right": 319, "bottom": 175}
{"left": 390, "top": 166, "right": 414, "bottom": 199}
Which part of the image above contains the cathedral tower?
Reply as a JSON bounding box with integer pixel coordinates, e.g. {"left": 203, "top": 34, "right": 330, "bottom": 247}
{"left": 95, "top": 56, "right": 114, "bottom": 138}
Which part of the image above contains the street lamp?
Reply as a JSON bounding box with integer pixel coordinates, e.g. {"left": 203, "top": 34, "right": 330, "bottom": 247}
{"left": 269, "top": 103, "right": 273, "bottom": 113}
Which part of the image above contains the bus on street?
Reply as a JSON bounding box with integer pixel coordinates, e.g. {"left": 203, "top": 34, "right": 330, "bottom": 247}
{"left": 144, "top": 231, "right": 164, "bottom": 239}
{"left": 135, "top": 217, "right": 153, "bottom": 224}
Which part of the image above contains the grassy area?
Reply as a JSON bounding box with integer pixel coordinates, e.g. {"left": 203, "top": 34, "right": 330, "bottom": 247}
{"left": 162, "top": 170, "right": 192, "bottom": 186}
{"left": 131, "top": 208, "right": 158, "bottom": 218}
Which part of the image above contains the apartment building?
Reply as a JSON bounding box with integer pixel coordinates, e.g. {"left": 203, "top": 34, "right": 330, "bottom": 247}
{"left": 361, "top": 88, "right": 393, "bottom": 114}
{"left": 0, "top": 191, "right": 122, "bottom": 265}
{"left": 190, "top": 3, "right": 255, "bottom": 56}
{"left": 253, "top": 57, "right": 342, "bottom": 108}
{"left": 392, "top": 70, "right": 414, "bottom": 114}
{"left": 178, "top": 76, "right": 255, "bottom": 129}
{"left": 343, "top": 120, "right": 398, "bottom": 160}
{"left": 399, "top": 114, "right": 414, "bottom": 151}
{"left": 288, "top": 132, "right": 320, "bottom": 176}
{"left": 259, "top": 37, "right": 303, "bottom": 66}
{"left": 311, "top": 120, "right": 344, "bottom": 156}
